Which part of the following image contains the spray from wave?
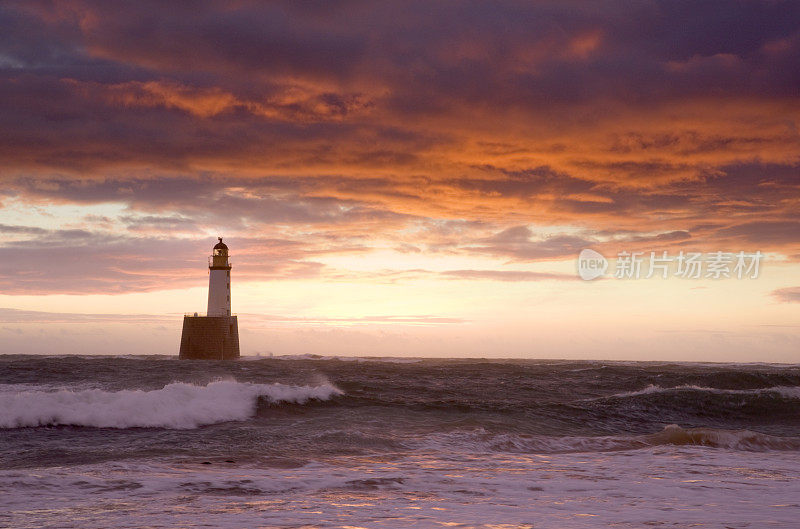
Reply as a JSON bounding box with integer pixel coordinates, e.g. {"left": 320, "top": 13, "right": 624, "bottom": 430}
{"left": 0, "top": 380, "right": 342, "bottom": 429}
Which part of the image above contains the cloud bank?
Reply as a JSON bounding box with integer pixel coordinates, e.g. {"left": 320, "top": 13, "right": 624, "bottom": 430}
{"left": 0, "top": 0, "right": 798, "bottom": 293}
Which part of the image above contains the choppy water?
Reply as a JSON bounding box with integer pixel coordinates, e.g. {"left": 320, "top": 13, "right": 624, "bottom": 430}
{"left": 1, "top": 355, "right": 799, "bottom": 528}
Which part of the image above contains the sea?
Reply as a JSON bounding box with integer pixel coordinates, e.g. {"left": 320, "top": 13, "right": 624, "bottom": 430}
{"left": 1, "top": 355, "right": 799, "bottom": 529}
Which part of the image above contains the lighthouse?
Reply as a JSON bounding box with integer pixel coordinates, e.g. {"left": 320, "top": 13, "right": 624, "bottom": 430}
{"left": 179, "top": 238, "right": 240, "bottom": 360}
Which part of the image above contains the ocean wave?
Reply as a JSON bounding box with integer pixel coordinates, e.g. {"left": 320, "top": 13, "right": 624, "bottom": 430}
{"left": 641, "top": 424, "right": 800, "bottom": 451}
{"left": 418, "top": 425, "right": 800, "bottom": 454}
{"left": 0, "top": 380, "right": 342, "bottom": 429}
{"left": 595, "top": 384, "right": 800, "bottom": 400}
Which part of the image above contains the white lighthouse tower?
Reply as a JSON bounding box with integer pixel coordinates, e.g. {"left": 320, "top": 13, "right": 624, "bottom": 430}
{"left": 207, "top": 237, "right": 231, "bottom": 316}
{"left": 179, "top": 237, "right": 240, "bottom": 360}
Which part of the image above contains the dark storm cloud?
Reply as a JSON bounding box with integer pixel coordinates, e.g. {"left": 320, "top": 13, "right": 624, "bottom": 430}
{"left": 715, "top": 221, "right": 800, "bottom": 245}
{"left": 700, "top": 162, "right": 800, "bottom": 202}
{"left": 79, "top": 1, "right": 368, "bottom": 80}
{"left": 449, "top": 164, "right": 701, "bottom": 218}
{"left": 1, "top": 0, "right": 798, "bottom": 167}
{"left": 473, "top": 226, "right": 593, "bottom": 260}
{"left": 6, "top": 176, "right": 417, "bottom": 229}
{"left": 455, "top": 166, "right": 594, "bottom": 198}
{"left": 377, "top": 0, "right": 800, "bottom": 109}
{"left": 620, "top": 230, "right": 692, "bottom": 244}
{"left": 120, "top": 215, "right": 200, "bottom": 233}
{"left": 465, "top": 225, "right": 698, "bottom": 262}
{"left": 0, "top": 75, "right": 433, "bottom": 173}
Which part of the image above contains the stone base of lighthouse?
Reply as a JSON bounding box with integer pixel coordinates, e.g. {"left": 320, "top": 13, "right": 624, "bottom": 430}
{"left": 179, "top": 315, "right": 240, "bottom": 360}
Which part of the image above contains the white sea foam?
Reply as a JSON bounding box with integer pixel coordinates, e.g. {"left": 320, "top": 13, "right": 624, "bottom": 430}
{"left": 597, "top": 384, "right": 800, "bottom": 400}
{"left": 0, "top": 380, "right": 342, "bottom": 429}
{"left": 412, "top": 424, "right": 800, "bottom": 455}
{"left": 3, "top": 447, "right": 800, "bottom": 529}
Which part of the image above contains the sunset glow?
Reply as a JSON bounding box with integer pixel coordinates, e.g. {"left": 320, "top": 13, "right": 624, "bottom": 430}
{"left": 1, "top": 1, "right": 799, "bottom": 360}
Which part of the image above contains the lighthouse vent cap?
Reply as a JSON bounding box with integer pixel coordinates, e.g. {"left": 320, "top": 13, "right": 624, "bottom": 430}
{"left": 213, "top": 237, "right": 228, "bottom": 250}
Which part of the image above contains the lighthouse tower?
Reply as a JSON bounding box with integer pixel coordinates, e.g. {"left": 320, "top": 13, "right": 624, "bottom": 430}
{"left": 179, "top": 238, "right": 240, "bottom": 360}
{"left": 207, "top": 237, "right": 231, "bottom": 316}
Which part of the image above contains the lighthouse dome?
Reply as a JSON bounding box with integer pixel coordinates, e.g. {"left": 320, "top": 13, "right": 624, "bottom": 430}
{"left": 213, "top": 237, "right": 228, "bottom": 250}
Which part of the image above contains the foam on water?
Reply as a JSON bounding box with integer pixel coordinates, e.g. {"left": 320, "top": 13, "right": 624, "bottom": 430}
{"left": 413, "top": 424, "right": 800, "bottom": 455}
{"left": 0, "top": 380, "right": 342, "bottom": 429}
{"left": 597, "top": 384, "right": 800, "bottom": 400}
{"left": 3, "top": 447, "right": 800, "bottom": 529}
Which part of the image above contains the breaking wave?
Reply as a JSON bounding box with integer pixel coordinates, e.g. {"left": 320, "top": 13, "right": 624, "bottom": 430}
{"left": 418, "top": 425, "right": 800, "bottom": 454}
{"left": 0, "top": 380, "right": 342, "bottom": 429}
{"left": 595, "top": 384, "right": 800, "bottom": 400}
{"left": 640, "top": 424, "right": 800, "bottom": 451}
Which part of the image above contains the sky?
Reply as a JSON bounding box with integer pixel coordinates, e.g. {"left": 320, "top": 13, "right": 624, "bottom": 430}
{"left": 0, "top": 0, "right": 798, "bottom": 361}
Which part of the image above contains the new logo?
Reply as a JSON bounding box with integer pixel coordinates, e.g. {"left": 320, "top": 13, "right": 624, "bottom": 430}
{"left": 577, "top": 249, "right": 608, "bottom": 280}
